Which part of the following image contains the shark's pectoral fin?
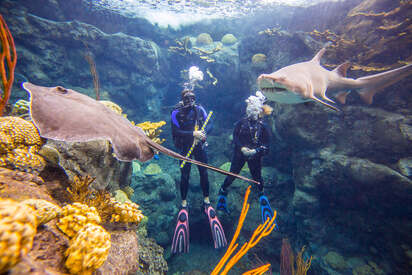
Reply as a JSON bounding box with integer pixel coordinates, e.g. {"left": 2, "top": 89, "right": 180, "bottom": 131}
{"left": 335, "top": 91, "right": 351, "bottom": 104}
{"left": 311, "top": 96, "right": 341, "bottom": 111}
{"left": 321, "top": 90, "right": 336, "bottom": 104}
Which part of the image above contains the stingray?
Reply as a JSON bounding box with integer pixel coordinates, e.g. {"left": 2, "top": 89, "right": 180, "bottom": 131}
{"left": 22, "top": 82, "right": 258, "bottom": 185}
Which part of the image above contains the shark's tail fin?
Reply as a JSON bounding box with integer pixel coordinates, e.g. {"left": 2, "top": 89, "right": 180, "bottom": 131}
{"left": 356, "top": 63, "right": 412, "bottom": 104}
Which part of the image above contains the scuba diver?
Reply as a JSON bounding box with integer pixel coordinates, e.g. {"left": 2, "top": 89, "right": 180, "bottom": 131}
{"left": 216, "top": 91, "right": 274, "bottom": 224}
{"left": 170, "top": 67, "right": 227, "bottom": 255}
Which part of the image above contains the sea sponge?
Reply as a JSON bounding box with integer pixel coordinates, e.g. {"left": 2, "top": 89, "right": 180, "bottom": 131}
{"left": 109, "top": 198, "right": 145, "bottom": 224}
{"left": 0, "top": 116, "right": 46, "bottom": 174}
{"left": 57, "top": 202, "right": 101, "bottom": 238}
{"left": 143, "top": 163, "right": 162, "bottom": 175}
{"left": 221, "top": 33, "right": 237, "bottom": 45}
{"left": 252, "top": 53, "right": 267, "bottom": 65}
{"left": 196, "top": 33, "right": 213, "bottom": 46}
{"left": 0, "top": 198, "right": 37, "bottom": 273}
{"left": 21, "top": 199, "right": 62, "bottom": 226}
{"left": 65, "top": 223, "right": 111, "bottom": 275}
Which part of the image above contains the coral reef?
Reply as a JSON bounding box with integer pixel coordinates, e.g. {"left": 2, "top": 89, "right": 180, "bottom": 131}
{"left": 251, "top": 53, "right": 267, "bottom": 65}
{"left": 196, "top": 33, "right": 213, "bottom": 46}
{"left": 136, "top": 120, "right": 166, "bottom": 144}
{"left": 108, "top": 198, "right": 144, "bottom": 223}
{"left": 0, "top": 198, "right": 37, "bottom": 273}
{"left": 65, "top": 175, "right": 145, "bottom": 225}
{"left": 221, "top": 33, "right": 237, "bottom": 45}
{"left": 21, "top": 199, "right": 62, "bottom": 226}
{"left": 65, "top": 223, "right": 111, "bottom": 275}
{"left": 307, "top": 0, "right": 412, "bottom": 71}
{"left": 0, "top": 15, "right": 17, "bottom": 116}
{"left": 99, "top": 100, "right": 123, "bottom": 115}
{"left": 143, "top": 163, "right": 163, "bottom": 175}
{"left": 212, "top": 186, "right": 276, "bottom": 275}
{"left": 56, "top": 202, "right": 101, "bottom": 238}
{"left": 10, "top": 99, "right": 30, "bottom": 118}
{"left": 0, "top": 117, "right": 46, "bottom": 174}
{"left": 280, "top": 238, "right": 312, "bottom": 275}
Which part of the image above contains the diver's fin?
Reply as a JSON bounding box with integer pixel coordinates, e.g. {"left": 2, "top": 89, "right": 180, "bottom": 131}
{"left": 216, "top": 194, "right": 230, "bottom": 214}
{"left": 204, "top": 203, "right": 227, "bottom": 249}
{"left": 171, "top": 207, "right": 189, "bottom": 254}
{"left": 259, "top": 195, "right": 274, "bottom": 224}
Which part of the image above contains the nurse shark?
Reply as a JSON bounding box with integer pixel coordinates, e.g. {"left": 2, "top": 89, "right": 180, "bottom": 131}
{"left": 257, "top": 48, "right": 412, "bottom": 111}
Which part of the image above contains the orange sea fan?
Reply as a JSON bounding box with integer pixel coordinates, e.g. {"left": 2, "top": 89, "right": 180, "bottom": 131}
{"left": 0, "top": 15, "right": 17, "bottom": 116}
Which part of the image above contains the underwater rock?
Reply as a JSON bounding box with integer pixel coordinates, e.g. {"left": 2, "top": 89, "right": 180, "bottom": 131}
{"left": 47, "top": 139, "right": 132, "bottom": 191}
{"left": 137, "top": 236, "right": 168, "bottom": 274}
{"left": 96, "top": 230, "right": 139, "bottom": 275}
{"left": 323, "top": 251, "right": 347, "bottom": 271}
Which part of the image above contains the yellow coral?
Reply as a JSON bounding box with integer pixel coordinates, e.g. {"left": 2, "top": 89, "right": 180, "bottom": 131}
{"left": 0, "top": 116, "right": 46, "bottom": 173}
{"left": 99, "top": 100, "right": 123, "bottom": 115}
{"left": 65, "top": 223, "right": 111, "bottom": 275}
{"left": 0, "top": 198, "right": 37, "bottom": 273}
{"left": 109, "top": 198, "right": 145, "bottom": 224}
{"left": 21, "top": 199, "right": 62, "bottom": 226}
{"left": 136, "top": 121, "right": 166, "bottom": 144}
{"left": 57, "top": 202, "right": 101, "bottom": 238}
{"left": 66, "top": 175, "right": 96, "bottom": 204}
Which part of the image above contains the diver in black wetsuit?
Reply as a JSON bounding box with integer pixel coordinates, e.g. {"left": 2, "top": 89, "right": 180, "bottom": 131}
{"left": 170, "top": 89, "right": 227, "bottom": 254}
{"left": 217, "top": 91, "right": 274, "bottom": 224}
{"left": 171, "top": 89, "right": 212, "bottom": 207}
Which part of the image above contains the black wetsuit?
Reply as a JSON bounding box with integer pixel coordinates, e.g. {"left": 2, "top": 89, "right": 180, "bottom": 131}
{"left": 171, "top": 104, "right": 212, "bottom": 201}
{"left": 221, "top": 117, "right": 270, "bottom": 193}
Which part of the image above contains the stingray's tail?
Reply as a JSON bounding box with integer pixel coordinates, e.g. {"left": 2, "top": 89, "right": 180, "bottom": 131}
{"left": 146, "top": 138, "right": 259, "bottom": 185}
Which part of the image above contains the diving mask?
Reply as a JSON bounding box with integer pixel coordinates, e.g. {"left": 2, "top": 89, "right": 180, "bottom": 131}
{"left": 182, "top": 92, "right": 196, "bottom": 107}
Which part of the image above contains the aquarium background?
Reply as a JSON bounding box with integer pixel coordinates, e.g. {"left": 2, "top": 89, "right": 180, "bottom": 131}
{"left": 1, "top": 0, "right": 411, "bottom": 274}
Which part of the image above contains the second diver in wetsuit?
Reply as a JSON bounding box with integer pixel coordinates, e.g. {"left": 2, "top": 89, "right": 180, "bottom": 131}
{"left": 216, "top": 91, "right": 274, "bottom": 224}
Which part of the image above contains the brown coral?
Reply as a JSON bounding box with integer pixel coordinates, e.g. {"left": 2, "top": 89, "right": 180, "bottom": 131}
{"left": 0, "top": 198, "right": 37, "bottom": 273}
{"left": 0, "top": 116, "right": 45, "bottom": 174}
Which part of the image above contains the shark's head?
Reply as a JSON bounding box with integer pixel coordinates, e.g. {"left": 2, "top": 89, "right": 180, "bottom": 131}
{"left": 257, "top": 75, "right": 309, "bottom": 104}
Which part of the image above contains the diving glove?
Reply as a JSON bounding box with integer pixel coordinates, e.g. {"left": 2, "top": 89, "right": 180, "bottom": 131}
{"left": 241, "top": 147, "right": 256, "bottom": 157}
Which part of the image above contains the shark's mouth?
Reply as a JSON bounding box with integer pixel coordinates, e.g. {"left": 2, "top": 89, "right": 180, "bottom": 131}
{"left": 258, "top": 78, "right": 288, "bottom": 93}
{"left": 261, "top": 86, "right": 288, "bottom": 93}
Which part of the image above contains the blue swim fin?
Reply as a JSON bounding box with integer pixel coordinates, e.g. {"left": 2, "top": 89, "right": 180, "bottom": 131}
{"left": 171, "top": 207, "right": 189, "bottom": 254}
{"left": 259, "top": 195, "right": 274, "bottom": 224}
{"left": 216, "top": 194, "right": 230, "bottom": 214}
